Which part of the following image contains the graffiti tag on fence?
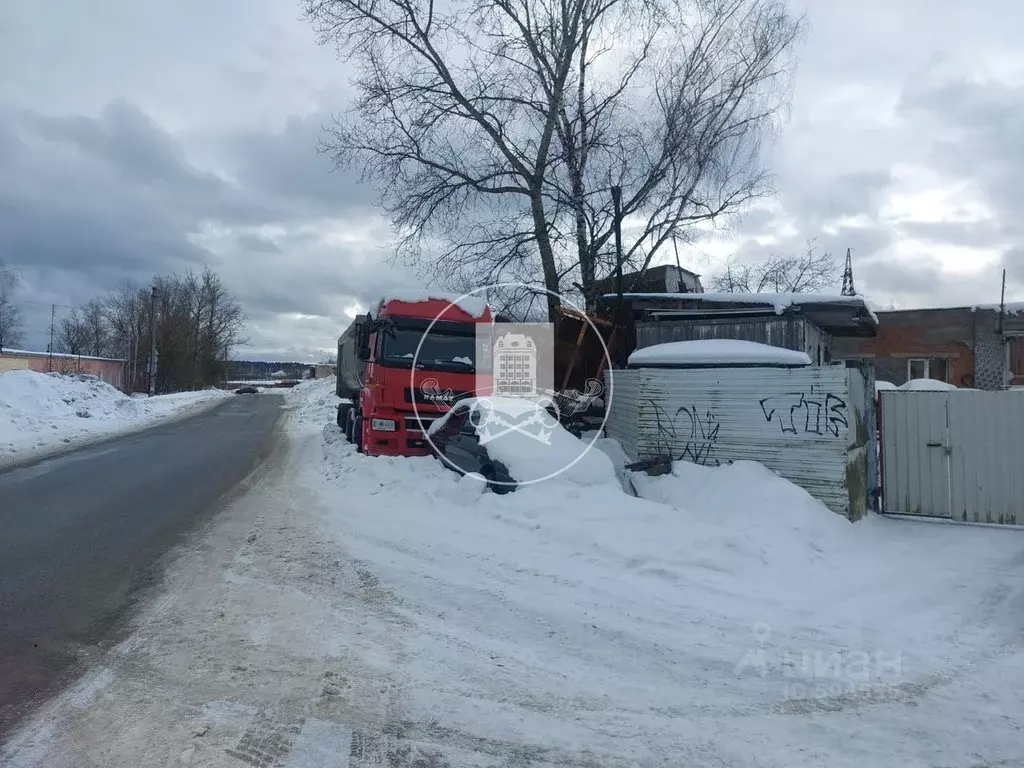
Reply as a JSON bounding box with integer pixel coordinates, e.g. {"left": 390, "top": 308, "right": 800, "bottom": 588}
{"left": 648, "top": 400, "right": 721, "bottom": 466}
{"left": 759, "top": 393, "right": 848, "bottom": 438}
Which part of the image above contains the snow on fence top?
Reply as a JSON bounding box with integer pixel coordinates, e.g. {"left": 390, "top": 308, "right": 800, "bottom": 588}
{"left": 628, "top": 339, "right": 812, "bottom": 368}
{"left": 378, "top": 290, "right": 489, "bottom": 319}
{"left": 602, "top": 291, "right": 874, "bottom": 314}
{"left": 0, "top": 348, "right": 128, "bottom": 363}
{"left": 971, "top": 301, "right": 1024, "bottom": 314}
{"left": 896, "top": 378, "right": 959, "bottom": 391}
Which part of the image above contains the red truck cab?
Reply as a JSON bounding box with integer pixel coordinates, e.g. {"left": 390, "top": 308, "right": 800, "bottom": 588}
{"left": 336, "top": 294, "right": 493, "bottom": 457}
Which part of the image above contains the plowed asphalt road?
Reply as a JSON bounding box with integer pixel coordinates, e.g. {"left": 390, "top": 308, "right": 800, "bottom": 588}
{"left": 0, "top": 393, "right": 283, "bottom": 741}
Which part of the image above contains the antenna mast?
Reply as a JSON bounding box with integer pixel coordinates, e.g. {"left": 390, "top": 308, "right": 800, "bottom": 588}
{"left": 841, "top": 248, "right": 856, "bottom": 296}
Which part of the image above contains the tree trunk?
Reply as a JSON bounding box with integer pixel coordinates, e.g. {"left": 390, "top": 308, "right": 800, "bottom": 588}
{"left": 529, "top": 189, "right": 561, "bottom": 321}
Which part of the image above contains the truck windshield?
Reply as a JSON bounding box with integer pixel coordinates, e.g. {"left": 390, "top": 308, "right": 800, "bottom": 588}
{"left": 379, "top": 328, "right": 476, "bottom": 372}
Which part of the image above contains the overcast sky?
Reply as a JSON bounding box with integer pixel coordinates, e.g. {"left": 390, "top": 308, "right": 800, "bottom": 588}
{"left": 2, "top": 0, "right": 1022, "bottom": 360}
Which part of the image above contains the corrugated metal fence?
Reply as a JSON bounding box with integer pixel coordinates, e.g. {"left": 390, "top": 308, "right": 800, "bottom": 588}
{"left": 881, "top": 391, "right": 1024, "bottom": 524}
{"left": 605, "top": 366, "right": 871, "bottom": 519}
{"left": 637, "top": 316, "right": 832, "bottom": 366}
{"left": 0, "top": 358, "right": 30, "bottom": 373}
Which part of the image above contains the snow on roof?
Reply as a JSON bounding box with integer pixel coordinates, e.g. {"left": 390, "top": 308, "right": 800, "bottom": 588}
{"left": 379, "top": 289, "right": 488, "bottom": 319}
{"left": 897, "top": 378, "right": 958, "bottom": 392}
{"left": 628, "top": 339, "right": 812, "bottom": 368}
{"left": 603, "top": 291, "right": 869, "bottom": 310}
{"left": 0, "top": 348, "right": 127, "bottom": 363}
{"left": 875, "top": 380, "right": 897, "bottom": 392}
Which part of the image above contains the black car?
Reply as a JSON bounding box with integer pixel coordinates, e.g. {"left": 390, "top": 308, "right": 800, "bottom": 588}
{"left": 427, "top": 403, "right": 517, "bottom": 494}
{"left": 234, "top": 386, "right": 259, "bottom": 395}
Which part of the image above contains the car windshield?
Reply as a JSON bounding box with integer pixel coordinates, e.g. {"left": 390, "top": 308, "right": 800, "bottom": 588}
{"left": 379, "top": 327, "right": 476, "bottom": 372}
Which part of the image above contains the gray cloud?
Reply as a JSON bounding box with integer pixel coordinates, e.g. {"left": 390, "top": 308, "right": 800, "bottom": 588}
{"left": 0, "top": 100, "right": 407, "bottom": 358}
{"left": 4, "top": 0, "right": 1024, "bottom": 358}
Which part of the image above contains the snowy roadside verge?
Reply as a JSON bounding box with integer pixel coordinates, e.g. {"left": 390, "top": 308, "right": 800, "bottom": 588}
{"left": 284, "top": 378, "right": 1024, "bottom": 766}
{"left": 5, "top": 376, "right": 1023, "bottom": 767}
{"left": 0, "top": 370, "right": 232, "bottom": 470}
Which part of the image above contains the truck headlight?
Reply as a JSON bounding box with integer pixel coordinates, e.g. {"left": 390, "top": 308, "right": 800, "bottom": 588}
{"left": 371, "top": 418, "right": 397, "bottom": 432}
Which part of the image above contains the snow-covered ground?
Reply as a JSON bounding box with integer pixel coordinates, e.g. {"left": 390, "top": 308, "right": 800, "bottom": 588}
{"left": 0, "top": 370, "right": 231, "bottom": 469}
{"left": 4, "top": 376, "right": 1024, "bottom": 767}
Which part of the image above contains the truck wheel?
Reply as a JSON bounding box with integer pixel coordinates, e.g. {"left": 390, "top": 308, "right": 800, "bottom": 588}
{"left": 354, "top": 416, "right": 364, "bottom": 453}
{"left": 337, "top": 404, "right": 351, "bottom": 431}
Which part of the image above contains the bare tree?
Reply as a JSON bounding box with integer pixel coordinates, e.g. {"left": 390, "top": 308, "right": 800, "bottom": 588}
{"left": 56, "top": 308, "right": 90, "bottom": 355}
{"left": 80, "top": 299, "right": 108, "bottom": 357}
{"left": 102, "top": 280, "right": 149, "bottom": 390}
{"left": 61, "top": 268, "right": 247, "bottom": 393}
{"left": 709, "top": 240, "right": 840, "bottom": 293}
{"left": 306, "top": 0, "right": 803, "bottom": 315}
{"left": 0, "top": 260, "right": 25, "bottom": 351}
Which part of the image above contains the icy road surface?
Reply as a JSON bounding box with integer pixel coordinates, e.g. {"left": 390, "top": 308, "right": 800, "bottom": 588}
{"left": 4, "top": 377, "right": 1024, "bottom": 767}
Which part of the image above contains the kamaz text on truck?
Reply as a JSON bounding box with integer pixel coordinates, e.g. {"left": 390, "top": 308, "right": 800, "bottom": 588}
{"left": 335, "top": 294, "right": 493, "bottom": 457}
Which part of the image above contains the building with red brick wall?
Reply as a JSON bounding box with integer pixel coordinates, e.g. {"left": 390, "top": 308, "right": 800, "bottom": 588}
{"left": 0, "top": 349, "right": 128, "bottom": 391}
{"left": 832, "top": 306, "right": 1024, "bottom": 389}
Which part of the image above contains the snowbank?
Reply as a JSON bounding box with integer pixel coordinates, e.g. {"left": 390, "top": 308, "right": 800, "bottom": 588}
{"left": 0, "top": 370, "right": 230, "bottom": 468}
{"left": 428, "top": 396, "right": 616, "bottom": 486}
{"left": 630, "top": 459, "right": 852, "bottom": 572}
{"left": 284, "top": 375, "right": 340, "bottom": 431}
{"left": 378, "top": 289, "right": 488, "bottom": 319}
{"left": 289, "top": 405, "right": 1024, "bottom": 764}
{"left": 104, "top": 379, "right": 1001, "bottom": 766}
{"left": 898, "top": 378, "right": 957, "bottom": 391}
{"left": 628, "top": 339, "right": 811, "bottom": 367}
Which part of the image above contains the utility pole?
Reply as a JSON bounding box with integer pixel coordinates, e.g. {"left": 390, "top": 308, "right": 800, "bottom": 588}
{"left": 148, "top": 285, "right": 159, "bottom": 396}
{"left": 47, "top": 303, "right": 55, "bottom": 372}
{"left": 610, "top": 185, "right": 626, "bottom": 367}
{"left": 998, "top": 268, "right": 1007, "bottom": 335}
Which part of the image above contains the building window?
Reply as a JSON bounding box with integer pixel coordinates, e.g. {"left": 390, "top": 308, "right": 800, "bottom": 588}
{"left": 907, "top": 357, "right": 950, "bottom": 382}
{"left": 1009, "top": 338, "right": 1024, "bottom": 384}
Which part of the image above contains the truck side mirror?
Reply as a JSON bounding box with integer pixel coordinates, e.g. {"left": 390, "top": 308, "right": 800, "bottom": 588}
{"left": 356, "top": 315, "right": 371, "bottom": 361}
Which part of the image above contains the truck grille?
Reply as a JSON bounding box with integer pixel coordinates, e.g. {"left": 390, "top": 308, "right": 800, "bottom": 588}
{"left": 405, "top": 415, "right": 437, "bottom": 433}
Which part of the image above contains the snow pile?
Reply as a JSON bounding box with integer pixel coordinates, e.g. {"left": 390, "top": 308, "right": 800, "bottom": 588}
{"left": 630, "top": 460, "right": 852, "bottom": 572}
{"left": 428, "top": 396, "right": 616, "bottom": 486}
{"left": 289, "top": 413, "right": 1024, "bottom": 764}
{"left": 144, "top": 378, "right": 1020, "bottom": 766}
{"left": 628, "top": 339, "right": 811, "bottom": 367}
{"left": 0, "top": 370, "right": 229, "bottom": 468}
{"left": 875, "top": 380, "right": 897, "bottom": 394}
{"left": 283, "top": 375, "right": 340, "bottom": 431}
{"left": 378, "top": 289, "right": 489, "bottom": 319}
{"left": 898, "top": 378, "right": 957, "bottom": 391}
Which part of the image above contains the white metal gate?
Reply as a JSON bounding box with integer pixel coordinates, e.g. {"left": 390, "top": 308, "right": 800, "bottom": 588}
{"left": 881, "top": 391, "right": 1024, "bottom": 524}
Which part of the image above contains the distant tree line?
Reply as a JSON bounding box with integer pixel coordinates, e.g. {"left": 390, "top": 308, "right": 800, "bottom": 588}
{"left": 709, "top": 240, "right": 840, "bottom": 293}
{"left": 56, "top": 267, "right": 246, "bottom": 393}
{"left": 226, "top": 360, "right": 310, "bottom": 380}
